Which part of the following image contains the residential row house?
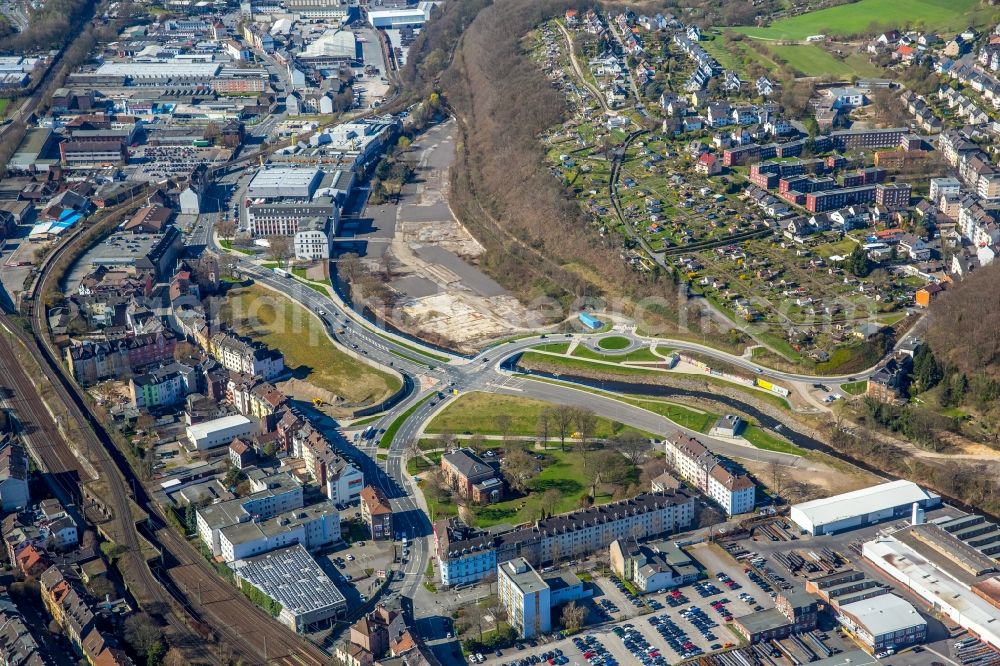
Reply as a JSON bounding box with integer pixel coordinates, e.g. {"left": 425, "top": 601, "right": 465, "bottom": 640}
{"left": 209, "top": 332, "right": 285, "bottom": 380}
{"left": 434, "top": 490, "right": 697, "bottom": 587}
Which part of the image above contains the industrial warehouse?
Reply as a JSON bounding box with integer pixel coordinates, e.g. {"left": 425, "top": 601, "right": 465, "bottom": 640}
{"left": 790, "top": 480, "right": 942, "bottom": 536}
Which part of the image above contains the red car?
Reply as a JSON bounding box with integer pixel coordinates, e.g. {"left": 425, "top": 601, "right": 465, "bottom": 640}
{"left": 584, "top": 652, "right": 594, "bottom": 659}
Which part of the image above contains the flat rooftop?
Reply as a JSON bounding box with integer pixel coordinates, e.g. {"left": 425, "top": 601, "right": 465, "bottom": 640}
{"left": 233, "top": 544, "right": 346, "bottom": 616}
{"left": 247, "top": 166, "right": 322, "bottom": 193}
{"left": 88, "top": 233, "right": 164, "bottom": 266}
{"left": 500, "top": 558, "right": 548, "bottom": 596}
{"left": 838, "top": 594, "right": 925, "bottom": 636}
{"left": 221, "top": 502, "right": 337, "bottom": 545}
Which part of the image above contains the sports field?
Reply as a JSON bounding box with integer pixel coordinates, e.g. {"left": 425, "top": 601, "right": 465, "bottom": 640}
{"left": 736, "top": 0, "right": 985, "bottom": 41}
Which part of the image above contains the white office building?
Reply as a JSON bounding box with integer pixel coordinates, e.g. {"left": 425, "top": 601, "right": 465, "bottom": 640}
{"left": 196, "top": 472, "right": 304, "bottom": 555}
{"left": 293, "top": 216, "right": 332, "bottom": 260}
{"left": 219, "top": 502, "right": 340, "bottom": 562}
{"left": 498, "top": 558, "right": 551, "bottom": 639}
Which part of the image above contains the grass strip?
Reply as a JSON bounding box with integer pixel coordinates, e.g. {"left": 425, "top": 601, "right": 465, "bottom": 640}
{"left": 380, "top": 394, "right": 435, "bottom": 449}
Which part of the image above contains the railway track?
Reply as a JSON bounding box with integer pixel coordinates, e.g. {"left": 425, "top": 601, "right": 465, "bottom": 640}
{"left": 4, "top": 190, "right": 330, "bottom": 665}
{"left": 0, "top": 313, "right": 225, "bottom": 665}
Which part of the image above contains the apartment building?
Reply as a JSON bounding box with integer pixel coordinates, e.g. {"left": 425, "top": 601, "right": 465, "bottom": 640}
{"left": 609, "top": 537, "right": 700, "bottom": 593}
{"left": 498, "top": 558, "right": 552, "bottom": 639}
{"left": 360, "top": 486, "right": 393, "bottom": 541}
{"left": 196, "top": 471, "right": 303, "bottom": 556}
{"left": 218, "top": 502, "right": 339, "bottom": 562}
{"left": 664, "top": 432, "right": 755, "bottom": 516}
{"left": 435, "top": 491, "right": 697, "bottom": 586}
{"left": 209, "top": 332, "right": 285, "bottom": 380}
{"left": 128, "top": 362, "right": 195, "bottom": 409}
{"left": 0, "top": 439, "right": 29, "bottom": 512}
{"left": 292, "top": 425, "right": 363, "bottom": 504}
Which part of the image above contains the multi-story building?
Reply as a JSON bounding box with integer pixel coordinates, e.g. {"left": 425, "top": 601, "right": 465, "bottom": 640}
{"left": 284, "top": 0, "right": 353, "bottom": 19}
{"left": 209, "top": 332, "right": 285, "bottom": 380}
{"left": 498, "top": 558, "right": 552, "bottom": 639}
{"left": 663, "top": 432, "right": 755, "bottom": 515}
{"left": 609, "top": 537, "right": 700, "bottom": 592}
{"left": 435, "top": 491, "right": 697, "bottom": 586}
{"left": 246, "top": 200, "right": 338, "bottom": 238}
{"left": 835, "top": 594, "right": 927, "bottom": 655}
{"left": 360, "top": 485, "right": 393, "bottom": 541}
{"left": 929, "top": 177, "right": 961, "bottom": 202}
{"left": 196, "top": 471, "right": 303, "bottom": 555}
{"left": 875, "top": 183, "right": 911, "bottom": 208}
{"left": 292, "top": 216, "right": 332, "bottom": 260}
{"left": 292, "top": 425, "right": 363, "bottom": 504}
{"left": 65, "top": 332, "right": 176, "bottom": 385}
{"left": 218, "top": 502, "right": 339, "bottom": 562}
{"left": 440, "top": 448, "right": 503, "bottom": 505}
{"left": 434, "top": 518, "right": 498, "bottom": 587}
{"left": 0, "top": 438, "right": 29, "bottom": 512}
{"left": 128, "top": 362, "right": 195, "bottom": 409}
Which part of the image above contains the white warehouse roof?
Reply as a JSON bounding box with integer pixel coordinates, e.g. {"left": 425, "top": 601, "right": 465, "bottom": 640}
{"left": 791, "top": 480, "right": 939, "bottom": 532}
{"left": 95, "top": 62, "right": 221, "bottom": 78}
{"left": 186, "top": 414, "right": 253, "bottom": 440}
{"left": 838, "top": 594, "right": 925, "bottom": 637}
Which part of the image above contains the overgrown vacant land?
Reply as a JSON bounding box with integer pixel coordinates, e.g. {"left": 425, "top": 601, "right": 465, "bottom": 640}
{"left": 220, "top": 284, "right": 400, "bottom": 407}
{"left": 735, "top": 0, "right": 984, "bottom": 40}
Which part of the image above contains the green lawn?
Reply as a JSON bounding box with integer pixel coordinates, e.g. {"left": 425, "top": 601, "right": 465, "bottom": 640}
{"left": 533, "top": 342, "right": 571, "bottom": 354}
{"left": 767, "top": 44, "right": 881, "bottom": 78}
{"left": 632, "top": 399, "right": 717, "bottom": 434}
{"left": 571, "top": 345, "right": 661, "bottom": 363}
{"left": 223, "top": 285, "right": 400, "bottom": 404}
{"left": 520, "top": 352, "right": 665, "bottom": 377}
{"left": 736, "top": 0, "right": 984, "bottom": 40}
{"left": 0, "top": 98, "right": 10, "bottom": 118}
{"left": 470, "top": 447, "right": 618, "bottom": 527}
{"left": 425, "top": 392, "right": 640, "bottom": 438}
{"left": 380, "top": 394, "right": 434, "bottom": 449}
{"left": 840, "top": 380, "right": 868, "bottom": 395}
{"left": 597, "top": 335, "right": 630, "bottom": 350}
{"left": 742, "top": 426, "right": 805, "bottom": 455}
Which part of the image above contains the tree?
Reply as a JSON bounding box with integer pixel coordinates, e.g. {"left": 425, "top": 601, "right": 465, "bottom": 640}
{"left": 184, "top": 503, "right": 196, "bottom": 534}
{"left": 100, "top": 541, "right": 126, "bottom": 562}
{"left": 163, "top": 649, "right": 187, "bottom": 666}
{"left": 216, "top": 218, "right": 237, "bottom": 241}
{"left": 551, "top": 406, "right": 574, "bottom": 452}
{"left": 537, "top": 409, "right": 551, "bottom": 449}
{"left": 173, "top": 340, "right": 198, "bottom": 362}
{"left": 540, "top": 488, "right": 560, "bottom": 518}
{"left": 467, "top": 433, "right": 488, "bottom": 455}
{"left": 911, "top": 344, "right": 942, "bottom": 394}
{"left": 767, "top": 459, "right": 786, "bottom": 497}
{"left": 846, "top": 245, "right": 871, "bottom": 277}
{"left": 610, "top": 432, "right": 650, "bottom": 464}
{"left": 86, "top": 576, "right": 116, "bottom": 600}
{"left": 500, "top": 447, "right": 536, "bottom": 493}
{"left": 561, "top": 601, "right": 586, "bottom": 633}
{"left": 573, "top": 408, "right": 597, "bottom": 451}
{"left": 266, "top": 235, "right": 292, "bottom": 267}
{"left": 124, "top": 613, "right": 164, "bottom": 666}
{"left": 494, "top": 414, "right": 513, "bottom": 442}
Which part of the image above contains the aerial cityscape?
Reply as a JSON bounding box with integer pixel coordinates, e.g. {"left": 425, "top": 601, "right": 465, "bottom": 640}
{"left": 3, "top": 0, "right": 1000, "bottom": 665}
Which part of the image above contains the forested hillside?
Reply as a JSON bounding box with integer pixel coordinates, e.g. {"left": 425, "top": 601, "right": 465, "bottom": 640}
{"left": 434, "top": 0, "right": 678, "bottom": 311}
{"left": 927, "top": 263, "right": 1000, "bottom": 377}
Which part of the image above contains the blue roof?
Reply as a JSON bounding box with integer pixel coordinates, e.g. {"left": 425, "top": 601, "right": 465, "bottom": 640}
{"left": 53, "top": 213, "right": 82, "bottom": 229}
